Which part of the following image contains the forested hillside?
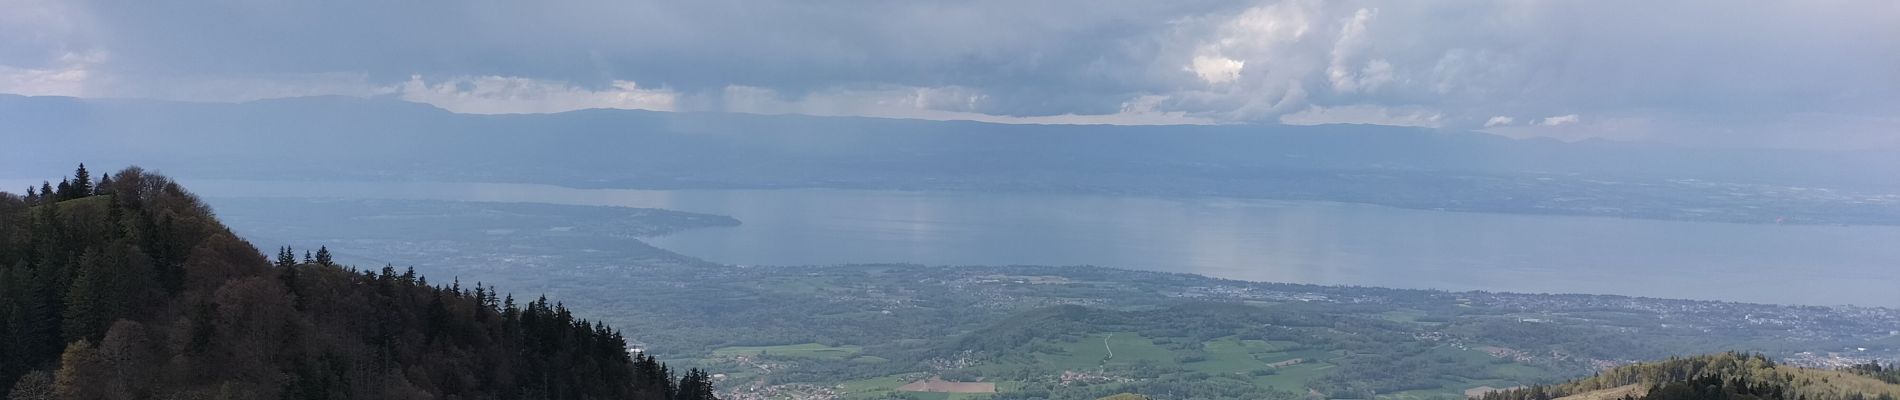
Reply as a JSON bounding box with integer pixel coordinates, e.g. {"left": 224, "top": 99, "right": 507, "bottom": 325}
{"left": 0, "top": 165, "right": 713, "bottom": 400}
{"left": 1477, "top": 353, "right": 1900, "bottom": 400}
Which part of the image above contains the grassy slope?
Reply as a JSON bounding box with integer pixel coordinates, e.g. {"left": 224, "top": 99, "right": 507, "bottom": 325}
{"left": 1544, "top": 356, "right": 1900, "bottom": 400}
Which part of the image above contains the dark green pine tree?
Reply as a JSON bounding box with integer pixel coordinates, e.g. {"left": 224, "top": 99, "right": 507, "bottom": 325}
{"left": 30, "top": 200, "right": 67, "bottom": 289}
{"left": 149, "top": 215, "right": 185, "bottom": 294}
{"left": 6, "top": 263, "right": 62, "bottom": 367}
{"left": 424, "top": 293, "right": 451, "bottom": 343}
{"left": 37, "top": 182, "right": 52, "bottom": 205}
{"left": 71, "top": 163, "right": 92, "bottom": 197}
{"left": 95, "top": 172, "right": 112, "bottom": 195}
{"left": 277, "top": 246, "right": 298, "bottom": 268}
{"left": 314, "top": 246, "right": 333, "bottom": 267}
{"left": 280, "top": 253, "right": 303, "bottom": 311}
{"left": 502, "top": 294, "right": 519, "bottom": 321}
{"left": 674, "top": 369, "right": 718, "bottom": 400}
{"left": 62, "top": 250, "right": 114, "bottom": 342}
{"left": 0, "top": 262, "right": 20, "bottom": 384}
{"left": 54, "top": 180, "right": 71, "bottom": 201}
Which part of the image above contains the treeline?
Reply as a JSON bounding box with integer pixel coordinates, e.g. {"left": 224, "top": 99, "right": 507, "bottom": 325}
{"left": 0, "top": 165, "right": 716, "bottom": 400}
{"left": 1848, "top": 362, "right": 1900, "bottom": 385}
{"left": 1477, "top": 353, "right": 1900, "bottom": 400}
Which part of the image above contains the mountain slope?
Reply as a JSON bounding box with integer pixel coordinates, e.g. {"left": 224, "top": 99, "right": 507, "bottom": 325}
{"left": 0, "top": 165, "right": 711, "bottom": 400}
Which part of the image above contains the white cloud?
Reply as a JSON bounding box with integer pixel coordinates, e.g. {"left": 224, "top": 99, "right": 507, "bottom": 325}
{"left": 1483, "top": 116, "right": 1515, "bottom": 127}
{"left": 720, "top": 85, "right": 1213, "bottom": 125}
{"left": 1356, "top": 59, "right": 1394, "bottom": 91}
{"left": 1188, "top": 56, "right": 1245, "bottom": 85}
{"left": 1326, "top": 8, "right": 1388, "bottom": 93}
{"left": 396, "top": 75, "right": 677, "bottom": 114}
{"left": 133, "top": 73, "right": 397, "bottom": 102}
{"left": 0, "top": 51, "right": 101, "bottom": 97}
{"left": 0, "top": 63, "right": 90, "bottom": 97}
{"left": 1216, "top": 1, "right": 1317, "bottom": 49}
{"left": 1539, "top": 114, "right": 1581, "bottom": 126}
{"left": 1279, "top": 104, "right": 1443, "bottom": 128}
{"left": 0, "top": 67, "right": 687, "bottom": 117}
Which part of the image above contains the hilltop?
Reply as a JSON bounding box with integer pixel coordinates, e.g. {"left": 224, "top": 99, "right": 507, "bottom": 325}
{"left": 0, "top": 165, "right": 717, "bottom": 399}
{"left": 1478, "top": 353, "right": 1900, "bottom": 400}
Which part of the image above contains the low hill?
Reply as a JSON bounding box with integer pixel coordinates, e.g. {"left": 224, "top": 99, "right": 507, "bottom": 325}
{"left": 0, "top": 165, "right": 715, "bottom": 399}
{"left": 1478, "top": 353, "right": 1900, "bottom": 400}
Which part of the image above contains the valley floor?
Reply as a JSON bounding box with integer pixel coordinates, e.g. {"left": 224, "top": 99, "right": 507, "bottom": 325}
{"left": 210, "top": 197, "right": 1900, "bottom": 399}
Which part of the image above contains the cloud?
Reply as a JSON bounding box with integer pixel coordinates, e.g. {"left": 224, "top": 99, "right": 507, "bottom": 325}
{"left": 1279, "top": 104, "right": 1443, "bottom": 128}
{"left": 396, "top": 76, "right": 677, "bottom": 114}
{"left": 0, "top": 64, "right": 682, "bottom": 115}
{"left": 1483, "top": 116, "right": 1514, "bottom": 128}
{"left": 718, "top": 85, "right": 1213, "bottom": 125}
{"left": 1189, "top": 56, "right": 1245, "bottom": 85}
{"left": 0, "top": 0, "right": 1896, "bottom": 147}
{"left": 0, "top": 52, "right": 96, "bottom": 97}
{"left": 1539, "top": 114, "right": 1580, "bottom": 126}
{"left": 1325, "top": 8, "right": 1391, "bottom": 93}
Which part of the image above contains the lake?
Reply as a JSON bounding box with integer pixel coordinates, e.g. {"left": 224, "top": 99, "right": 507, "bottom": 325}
{"left": 45, "top": 179, "right": 1900, "bottom": 307}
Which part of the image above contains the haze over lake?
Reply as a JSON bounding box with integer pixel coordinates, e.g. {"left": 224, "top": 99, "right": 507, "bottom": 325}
{"left": 135, "top": 179, "right": 1900, "bottom": 307}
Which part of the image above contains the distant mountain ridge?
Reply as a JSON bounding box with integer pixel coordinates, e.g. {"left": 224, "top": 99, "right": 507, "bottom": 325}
{"left": 4, "top": 94, "right": 1899, "bottom": 225}
{"left": 2, "top": 94, "right": 1892, "bottom": 187}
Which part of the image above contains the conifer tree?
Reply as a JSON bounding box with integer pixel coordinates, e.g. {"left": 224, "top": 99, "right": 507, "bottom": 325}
{"left": 280, "top": 258, "right": 302, "bottom": 312}
{"left": 277, "top": 247, "right": 297, "bottom": 268}
{"left": 70, "top": 164, "right": 90, "bottom": 197}
{"left": 62, "top": 250, "right": 112, "bottom": 342}
{"left": 4, "top": 261, "right": 61, "bottom": 382}
{"left": 314, "top": 246, "right": 332, "bottom": 267}
{"left": 674, "top": 369, "right": 718, "bottom": 400}
{"left": 94, "top": 173, "right": 111, "bottom": 196}
{"left": 502, "top": 294, "right": 519, "bottom": 321}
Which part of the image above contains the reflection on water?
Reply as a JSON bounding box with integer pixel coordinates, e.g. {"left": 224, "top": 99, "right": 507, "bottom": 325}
{"left": 161, "top": 179, "right": 1900, "bottom": 307}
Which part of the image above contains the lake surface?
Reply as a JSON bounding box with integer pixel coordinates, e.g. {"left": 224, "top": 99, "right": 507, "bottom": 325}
{"left": 45, "top": 178, "right": 1900, "bottom": 307}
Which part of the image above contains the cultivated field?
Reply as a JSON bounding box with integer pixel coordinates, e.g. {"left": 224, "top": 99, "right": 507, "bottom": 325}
{"left": 898, "top": 379, "right": 997, "bottom": 393}
{"left": 710, "top": 343, "right": 863, "bottom": 360}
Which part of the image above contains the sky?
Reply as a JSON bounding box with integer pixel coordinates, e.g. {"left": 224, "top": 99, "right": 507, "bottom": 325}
{"left": 2, "top": 0, "right": 1896, "bottom": 149}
